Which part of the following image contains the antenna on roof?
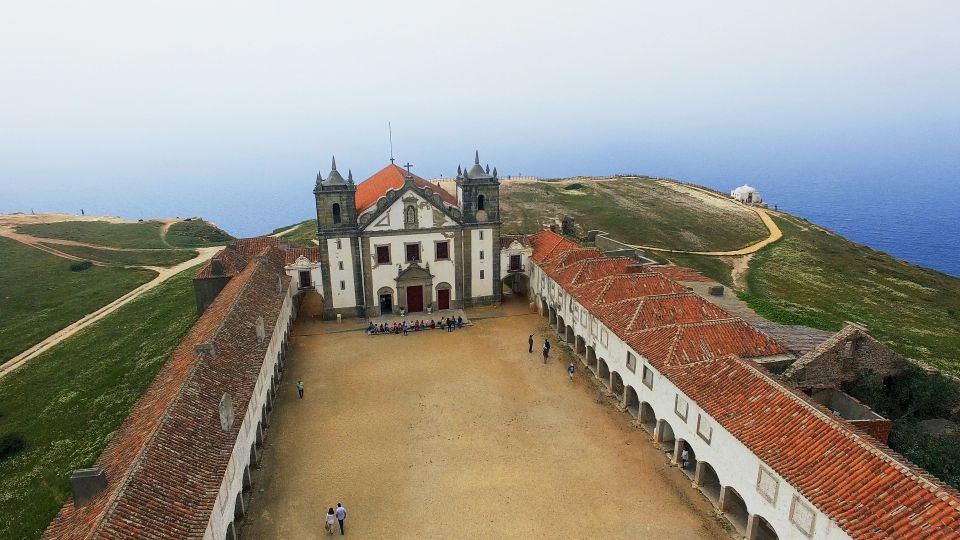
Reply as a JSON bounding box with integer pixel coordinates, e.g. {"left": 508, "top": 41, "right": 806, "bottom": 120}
{"left": 388, "top": 122, "right": 395, "bottom": 164}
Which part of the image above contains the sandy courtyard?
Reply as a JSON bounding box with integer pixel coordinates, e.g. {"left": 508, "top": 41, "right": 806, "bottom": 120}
{"left": 243, "top": 300, "right": 727, "bottom": 539}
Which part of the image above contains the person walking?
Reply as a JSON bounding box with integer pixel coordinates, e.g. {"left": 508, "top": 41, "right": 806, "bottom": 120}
{"left": 545, "top": 338, "right": 551, "bottom": 357}
{"left": 568, "top": 362, "right": 575, "bottom": 380}
{"left": 528, "top": 334, "right": 534, "bottom": 353}
{"left": 681, "top": 448, "right": 690, "bottom": 469}
{"left": 325, "top": 507, "right": 336, "bottom": 535}
{"left": 297, "top": 380, "right": 304, "bottom": 399}
{"left": 542, "top": 342, "right": 549, "bottom": 364}
{"left": 335, "top": 502, "right": 347, "bottom": 535}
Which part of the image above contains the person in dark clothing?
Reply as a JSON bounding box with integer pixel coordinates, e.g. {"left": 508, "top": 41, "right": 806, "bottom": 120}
{"left": 528, "top": 335, "right": 534, "bottom": 353}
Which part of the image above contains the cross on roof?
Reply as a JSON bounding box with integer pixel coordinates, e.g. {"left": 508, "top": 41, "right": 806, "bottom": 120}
{"left": 404, "top": 162, "right": 413, "bottom": 173}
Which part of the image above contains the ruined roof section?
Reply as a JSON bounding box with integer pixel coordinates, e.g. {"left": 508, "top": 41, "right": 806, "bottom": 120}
{"left": 43, "top": 247, "right": 291, "bottom": 540}
{"left": 284, "top": 246, "right": 320, "bottom": 264}
{"left": 355, "top": 163, "right": 457, "bottom": 213}
{"left": 529, "top": 228, "right": 960, "bottom": 538}
{"left": 499, "top": 234, "right": 532, "bottom": 249}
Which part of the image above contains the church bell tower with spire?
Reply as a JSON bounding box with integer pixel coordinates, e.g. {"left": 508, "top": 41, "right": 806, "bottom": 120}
{"left": 455, "top": 151, "right": 502, "bottom": 306}
{"left": 314, "top": 156, "right": 365, "bottom": 318}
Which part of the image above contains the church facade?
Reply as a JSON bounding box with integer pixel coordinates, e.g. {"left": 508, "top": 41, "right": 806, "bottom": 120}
{"left": 313, "top": 153, "right": 502, "bottom": 318}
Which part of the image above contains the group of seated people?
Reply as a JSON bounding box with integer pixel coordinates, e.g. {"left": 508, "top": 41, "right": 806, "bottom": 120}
{"left": 367, "top": 316, "right": 464, "bottom": 335}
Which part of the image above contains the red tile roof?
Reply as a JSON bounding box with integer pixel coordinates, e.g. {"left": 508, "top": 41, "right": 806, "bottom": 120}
{"left": 195, "top": 237, "right": 283, "bottom": 279}
{"left": 666, "top": 356, "right": 960, "bottom": 538}
{"left": 647, "top": 264, "right": 713, "bottom": 283}
{"left": 355, "top": 163, "right": 457, "bottom": 213}
{"left": 529, "top": 229, "right": 960, "bottom": 538}
{"left": 284, "top": 247, "right": 320, "bottom": 264}
{"left": 43, "top": 247, "right": 291, "bottom": 540}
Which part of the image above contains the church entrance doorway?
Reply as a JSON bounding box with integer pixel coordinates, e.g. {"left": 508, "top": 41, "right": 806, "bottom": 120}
{"left": 379, "top": 293, "right": 393, "bottom": 314}
{"left": 407, "top": 286, "right": 424, "bottom": 313}
{"left": 437, "top": 288, "right": 450, "bottom": 310}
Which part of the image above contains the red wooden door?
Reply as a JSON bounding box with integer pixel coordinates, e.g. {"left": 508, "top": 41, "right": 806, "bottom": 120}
{"left": 437, "top": 289, "right": 450, "bottom": 310}
{"left": 406, "top": 286, "right": 424, "bottom": 312}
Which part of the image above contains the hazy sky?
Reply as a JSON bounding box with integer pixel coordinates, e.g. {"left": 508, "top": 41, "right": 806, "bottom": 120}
{"left": 1, "top": 1, "right": 958, "bottom": 237}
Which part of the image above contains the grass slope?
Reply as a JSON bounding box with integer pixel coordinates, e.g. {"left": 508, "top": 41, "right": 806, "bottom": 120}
{"left": 0, "top": 237, "right": 156, "bottom": 364}
{"left": 165, "top": 219, "right": 233, "bottom": 247}
{"left": 38, "top": 243, "right": 198, "bottom": 267}
{"left": 742, "top": 214, "right": 960, "bottom": 372}
{"left": 500, "top": 177, "right": 769, "bottom": 251}
{"left": 0, "top": 266, "right": 200, "bottom": 540}
{"left": 272, "top": 219, "right": 317, "bottom": 247}
{"left": 16, "top": 221, "right": 168, "bottom": 248}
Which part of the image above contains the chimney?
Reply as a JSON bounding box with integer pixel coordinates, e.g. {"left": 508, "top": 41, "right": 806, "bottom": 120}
{"left": 211, "top": 258, "right": 224, "bottom": 276}
{"left": 255, "top": 316, "right": 265, "bottom": 344}
{"left": 70, "top": 468, "right": 107, "bottom": 507}
{"left": 193, "top": 343, "right": 215, "bottom": 359}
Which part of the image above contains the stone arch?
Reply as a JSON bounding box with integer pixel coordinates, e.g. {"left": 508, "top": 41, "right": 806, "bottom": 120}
{"left": 234, "top": 491, "right": 246, "bottom": 521}
{"left": 242, "top": 465, "right": 252, "bottom": 492}
{"left": 540, "top": 297, "right": 549, "bottom": 318}
{"left": 564, "top": 325, "right": 575, "bottom": 345}
{"left": 674, "top": 439, "right": 697, "bottom": 478}
{"left": 332, "top": 203, "right": 342, "bottom": 224}
{"left": 748, "top": 515, "right": 779, "bottom": 540}
{"left": 224, "top": 522, "right": 237, "bottom": 540}
{"left": 435, "top": 282, "right": 452, "bottom": 310}
{"left": 639, "top": 402, "right": 657, "bottom": 433}
{"left": 656, "top": 419, "right": 675, "bottom": 452}
{"left": 624, "top": 385, "right": 640, "bottom": 417}
{"left": 694, "top": 461, "right": 721, "bottom": 506}
{"left": 556, "top": 315, "right": 565, "bottom": 335}
{"left": 597, "top": 359, "right": 610, "bottom": 388}
{"left": 574, "top": 335, "right": 586, "bottom": 357}
{"left": 720, "top": 486, "right": 750, "bottom": 536}
{"left": 548, "top": 305, "right": 557, "bottom": 326}
{"left": 376, "top": 286, "right": 395, "bottom": 315}
{"left": 586, "top": 346, "right": 598, "bottom": 375}
{"left": 611, "top": 371, "right": 624, "bottom": 400}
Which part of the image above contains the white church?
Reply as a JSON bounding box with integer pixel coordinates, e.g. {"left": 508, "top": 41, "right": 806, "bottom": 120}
{"left": 309, "top": 153, "right": 503, "bottom": 318}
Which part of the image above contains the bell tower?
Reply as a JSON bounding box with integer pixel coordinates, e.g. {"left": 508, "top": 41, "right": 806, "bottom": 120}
{"left": 455, "top": 151, "right": 502, "bottom": 306}
{"left": 313, "top": 156, "right": 365, "bottom": 318}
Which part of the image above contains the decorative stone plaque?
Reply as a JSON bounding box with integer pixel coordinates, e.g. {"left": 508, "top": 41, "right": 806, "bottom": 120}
{"left": 219, "top": 393, "right": 234, "bottom": 432}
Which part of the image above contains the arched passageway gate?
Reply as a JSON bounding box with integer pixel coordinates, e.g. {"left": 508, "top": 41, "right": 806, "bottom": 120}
{"left": 694, "top": 461, "right": 721, "bottom": 507}
{"left": 564, "top": 326, "right": 575, "bottom": 345}
{"left": 656, "top": 419, "right": 675, "bottom": 453}
{"left": 575, "top": 335, "right": 586, "bottom": 358}
{"left": 586, "top": 346, "right": 598, "bottom": 374}
{"left": 598, "top": 359, "right": 610, "bottom": 388}
{"left": 748, "top": 515, "right": 779, "bottom": 540}
{"left": 674, "top": 439, "right": 697, "bottom": 478}
{"left": 720, "top": 486, "right": 750, "bottom": 536}
{"left": 639, "top": 402, "right": 657, "bottom": 433}
{"left": 624, "top": 386, "right": 639, "bottom": 418}
{"left": 548, "top": 306, "right": 557, "bottom": 326}
{"left": 611, "top": 371, "right": 624, "bottom": 401}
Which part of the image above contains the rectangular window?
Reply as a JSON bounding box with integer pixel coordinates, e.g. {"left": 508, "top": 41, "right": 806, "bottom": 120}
{"left": 376, "top": 245, "right": 390, "bottom": 265}
{"left": 756, "top": 466, "right": 779, "bottom": 504}
{"left": 339, "top": 280, "right": 346, "bottom": 291}
{"left": 789, "top": 496, "right": 816, "bottom": 536}
{"left": 601, "top": 328, "right": 609, "bottom": 347}
{"left": 435, "top": 241, "right": 450, "bottom": 260}
{"left": 626, "top": 352, "right": 637, "bottom": 373}
{"left": 405, "top": 243, "right": 420, "bottom": 262}
{"left": 479, "top": 230, "right": 484, "bottom": 240}
{"left": 642, "top": 365, "right": 654, "bottom": 389}
{"left": 338, "top": 261, "right": 344, "bottom": 271}
{"left": 336, "top": 239, "right": 342, "bottom": 249}
{"left": 480, "top": 270, "right": 485, "bottom": 279}
{"left": 479, "top": 250, "right": 485, "bottom": 260}
{"left": 298, "top": 270, "right": 311, "bottom": 289}
{"left": 674, "top": 395, "right": 689, "bottom": 421}
{"left": 696, "top": 414, "right": 713, "bottom": 444}
{"left": 580, "top": 311, "right": 587, "bottom": 325}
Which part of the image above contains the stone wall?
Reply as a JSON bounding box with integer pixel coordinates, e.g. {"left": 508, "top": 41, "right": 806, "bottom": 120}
{"left": 783, "top": 323, "right": 905, "bottom": 387}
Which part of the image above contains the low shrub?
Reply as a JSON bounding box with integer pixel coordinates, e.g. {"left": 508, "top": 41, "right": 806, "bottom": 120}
{"left": 69, "top": 260, "right": 93, "bottom": 272}
{"left": 0, "top": 434, "right": 25, "bottom": 462}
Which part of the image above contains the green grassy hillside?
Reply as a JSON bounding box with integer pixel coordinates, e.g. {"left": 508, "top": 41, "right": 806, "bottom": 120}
{"left": 16, "top": 221, "right": 169, "bottom": 248}
{"left": 0, "top": 237, "right": 156, "bottom": 364}
{"left": 38, "top": 243, "right": 198, "bottom": 267}
{"left": 271, "top": 219, "right": 317, "bottom": 247}
{"left": 500, "top": 177, "right": 769, "bottom": 251}
{"left": 165, "top": 219, "right": 233, "bottom": 247}
{"left": 0, "top": 266, "right": 199, "bottom": 540}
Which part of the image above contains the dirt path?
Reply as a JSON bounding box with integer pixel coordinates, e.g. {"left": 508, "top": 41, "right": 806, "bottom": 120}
{"left": 0, "top": 245, "right": 219, "bottom": 380}
{"left": 242, "top": 301, "right": 728, "bottom": 539}
{"left": 269, "top": 224, "right": 301, "bottom": 238}
{"left": 629, "top": 205, "right": 782, "bottom": 256}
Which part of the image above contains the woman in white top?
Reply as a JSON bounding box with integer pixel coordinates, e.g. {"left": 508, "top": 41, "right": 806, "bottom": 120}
{"left": 325, "top": 508, "right": 336, "bottom": 534}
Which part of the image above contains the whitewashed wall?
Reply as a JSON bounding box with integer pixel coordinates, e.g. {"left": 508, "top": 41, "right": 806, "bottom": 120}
{"left": 326, "top": 237, "right": 356, "bottom": 309}
{"left": 529, "top": 263, "right": 849, "bottom": 540}
{"left": 368, "top": 231, "right": 458, "bottom": 306}
{"left": 204, "top": 282, "right": 295, "bottom": 540}
{"left": 471, "top": 228, "right": 493, "bottom": 298}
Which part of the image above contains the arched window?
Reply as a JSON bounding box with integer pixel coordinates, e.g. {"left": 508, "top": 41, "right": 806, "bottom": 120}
{"left": 332, "top": 203, "right": 341, "bottom": 224}
{"left": 477, "top": 194, "right": 485, "bottom": 210}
